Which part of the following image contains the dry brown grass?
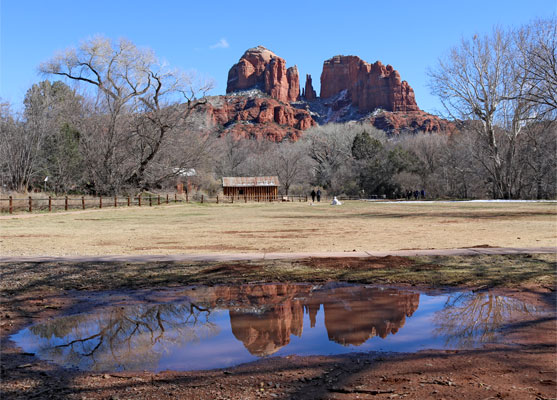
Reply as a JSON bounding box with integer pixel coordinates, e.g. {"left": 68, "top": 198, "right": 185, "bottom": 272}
{"left": 0, "top": 200, "right": 555, "bottom": 256}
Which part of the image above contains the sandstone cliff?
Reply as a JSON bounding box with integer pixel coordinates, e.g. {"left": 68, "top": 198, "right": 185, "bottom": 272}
{"left": 192, "top": 93, "right": 315, "bottom": 142}
{"left": 303, "top": 74, "right": 317, "bottom": 101}
{"left": 320, "top": 55, "right": 419, "bottom": 113}
{"left": 219, "top": 47, "right": 455, "bottom": 138}
{"left": 227, "top": 46, "right": 300, "bottom": 103}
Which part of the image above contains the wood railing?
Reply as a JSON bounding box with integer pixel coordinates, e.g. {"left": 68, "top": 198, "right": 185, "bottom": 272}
{"left": 0, "top": 193, "right": 309, "bottom": 214}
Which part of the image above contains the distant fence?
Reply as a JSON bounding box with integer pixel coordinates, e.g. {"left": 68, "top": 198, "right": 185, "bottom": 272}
{"left": 0, "top": 193, "right": 309, "bottom": 214}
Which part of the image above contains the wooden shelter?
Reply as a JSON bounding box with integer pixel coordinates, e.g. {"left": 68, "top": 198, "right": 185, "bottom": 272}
{"left": 222, "top": 176, "right": 280, "bottom": 200}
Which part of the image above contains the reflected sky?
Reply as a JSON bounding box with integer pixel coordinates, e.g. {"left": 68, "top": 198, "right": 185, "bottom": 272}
{"left": 10, "top": 283, "right": 549, "bottom": 372}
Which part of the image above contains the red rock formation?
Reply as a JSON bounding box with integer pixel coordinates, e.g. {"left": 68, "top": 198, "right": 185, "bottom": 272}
{"left": 320, "top": 55, "right": 419, "bottom": 113}
{"left": 227, "top": 46, "right": 299, "bottom": 103}
{"left": 287, "top": 66, "right": 300, "bottom": 102}
{"left": 303, "top": 74, "right": 317, "bottom": 101}
{"left": 194, "top": 95, "right": 316, "bottom": 142}
{"left": 367, "top": 110, "right": 456, "bottom": 134}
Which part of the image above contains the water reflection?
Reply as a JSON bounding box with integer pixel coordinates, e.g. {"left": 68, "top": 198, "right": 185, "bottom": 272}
{"left": 26, "top": 302, "right": 217, "bottom": 371}
{"left": 432, "top": 292, "right": 541, "bottom": 347}
{"left": 11, "top": 284, "right": 547, "bottom": 372}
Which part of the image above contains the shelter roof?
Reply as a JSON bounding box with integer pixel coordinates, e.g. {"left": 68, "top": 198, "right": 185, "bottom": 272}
{"left": 222, "top": 176, "right": 280, "bottom": 187}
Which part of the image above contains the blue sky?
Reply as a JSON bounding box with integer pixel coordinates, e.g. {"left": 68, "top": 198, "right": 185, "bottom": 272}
{"left": 1, "top": 0, "right": 555, "bottom": 114}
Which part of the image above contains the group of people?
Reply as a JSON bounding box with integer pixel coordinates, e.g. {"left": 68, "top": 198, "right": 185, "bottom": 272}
{"left": 310, "top": 189, "right": 321, "bottom": 202}
{"left": 406, "top": 189, "right": 426, "bottom": 200}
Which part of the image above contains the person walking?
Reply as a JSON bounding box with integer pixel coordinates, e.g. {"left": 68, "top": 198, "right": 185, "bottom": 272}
{"left": 316, "top": 189, "right": 321, "bottom": 202}
{"left": 310, "top": 189, "right": 316, "bottom": 202}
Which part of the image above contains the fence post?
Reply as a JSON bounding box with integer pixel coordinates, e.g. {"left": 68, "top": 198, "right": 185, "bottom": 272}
{"left": 149, "top": 196, "right": 152, "bottom": 206}
{"left": 244, "top": 195, "right": 247, "bottom": 203}
{"left": 174, "top": 193, "right": 177, "bottom": 203}
{"left": 231, "top": 196, "right": 233, "bottom": 204}
{"left": 157, "top": 195, "right": 160, "bottom": 205}
{"left": 166, "top": 194, "right": 169, "bottom": 204}
{"left": 201, "top": 194, "right": 204, "bottom": 204}
{"left": 216, "top": 195, "right": 219, "bottom": 204}
{"left": 113, "top": 196, "right": 116, "bottom": 208}
{"left": 127, "top": 196, "right": 130, "bottom": 207}
{"left": 9, "top": 196, "right": 13, "bottom": 214}
{"left": 49, "top": 196, "right": 52, "bottom": 212}
{"left": 82, "top": 196, "right": 85, "bottom": 210}
{"left": 138, "top": 195, "right": 141, "bottom": 207}
{"left": 99, "top": 196, "right": 102, "bottom": 209}
{"left": 186, "top": 192, "right": 189, "bottom": 203}
{"left": 65, "top": 196, "right": 68, "bottom": 211}
{"left": 28, "top": 196, "right": 32, "bottom": 212}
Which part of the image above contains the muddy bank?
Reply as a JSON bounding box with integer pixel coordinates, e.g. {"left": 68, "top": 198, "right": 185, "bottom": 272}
{"left": 1, "top": 254, "right": 555, "bottom": 399}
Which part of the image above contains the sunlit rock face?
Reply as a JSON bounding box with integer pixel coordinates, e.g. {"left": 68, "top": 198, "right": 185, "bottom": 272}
{"left": 320, "top": 55, "right": 419, "bottom": 113}
{"left": 227, "top": 46, "right": 300, "bottom": 103}
{"left": 190, "top": 94, "right": 315, "bottom": 142}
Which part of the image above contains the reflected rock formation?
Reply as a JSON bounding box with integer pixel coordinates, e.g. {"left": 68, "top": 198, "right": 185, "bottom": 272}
{"left": 319, "top": 287, "right": 419, "bottom": 345}
{"left": 206, "top": 284, "right": 419, "bottom": 353}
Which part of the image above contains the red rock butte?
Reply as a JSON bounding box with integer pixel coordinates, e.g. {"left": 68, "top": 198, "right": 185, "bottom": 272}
{"left": 226, "top": 46, "right": 300, "bottom": 103}
{"left": 220, "top": 46, "right": 454, "bottom": 137}
{"left": 320, "top": 55, "right": 420, "bottom": 113}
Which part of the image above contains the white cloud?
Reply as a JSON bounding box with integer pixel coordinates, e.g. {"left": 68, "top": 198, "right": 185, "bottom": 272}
{"left": 210, "top": 38, "right": 229, "bottom": 49}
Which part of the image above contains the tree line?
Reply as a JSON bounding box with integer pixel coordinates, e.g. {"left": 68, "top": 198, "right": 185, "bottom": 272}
{"left": 1, "top": 18, "right": 555, "bottom": 199}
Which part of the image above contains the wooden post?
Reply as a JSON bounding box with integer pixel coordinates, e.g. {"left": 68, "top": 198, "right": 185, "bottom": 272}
{"left": 9, "top": 196, "right": 13, "bottom": 214}
{"left": 244, "top": 195, "right": 247, "bottom": 203}
{"left": 99, "top": 196, "right": 102, "bottom": 209}
{"left": 48, "top": 196, "right": 52, "bottom": 212}
{"left": 216, "top": 195, "right": 219, "bottom": 204}
{"left": 82, "top": 196, "right": 85, "bottom": 210}
{"left": 166, "top": 194, "right": 169, "bottom": 204}
{"left": 157, "top": 195, "right": 160, "bottom": 205}
{"left": 186, "top": 192, "right": 189, "bottom": 203}
{"left": 65, "top": 196, "right": 68, "bottom": 211}
{"left": 201, "top": 194, "right": 204, "bottom": 204}
{"left": 174, "top": 193, "right": 177, "bottom": 203}
{"left": 149, "top": 196, "right": 152, "bottom": 206}
{"left": 28, "top": 196, "right": 32, "bottom": 212}
{"left": 138, "top": 195, "right": 141, "bottom": 207}
{"left": 127, "top": 196, "right": 130, "bottom": 207}
{"left": 231, "top": 196, "right": 233, "bottom": 204}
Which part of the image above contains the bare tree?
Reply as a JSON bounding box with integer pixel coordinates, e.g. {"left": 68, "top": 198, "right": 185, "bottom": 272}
{"left": 40, "top": 36, "right": 213, "bottom": 194}
{"left": 515, "top": 17, "right": 557, "bottom": 115}
{"left": 301, "top": 123, "right": 361, "bottom": 189}
{"left": 267, "top": 142, "right": 310, "bottom": 195}
{"left": 0, "top": 102, "right": 35, "bottom": 192}
{"left": 429, "top": 19, "right": 556, "bottom": 198}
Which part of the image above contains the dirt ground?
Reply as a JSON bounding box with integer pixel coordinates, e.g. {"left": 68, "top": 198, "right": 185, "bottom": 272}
{"left": 1, "top": 201, "right": 556, "bottom": 256}
{"left": 1, "top": 254, "right": 555, "bottom": 399}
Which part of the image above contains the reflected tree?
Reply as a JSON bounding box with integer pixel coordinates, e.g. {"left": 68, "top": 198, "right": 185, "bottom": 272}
{"left": 29, "top": 301, "right": 217, "bottom": 371}
{"left": 432, "top": 292, "right": 539, "bottom": 348}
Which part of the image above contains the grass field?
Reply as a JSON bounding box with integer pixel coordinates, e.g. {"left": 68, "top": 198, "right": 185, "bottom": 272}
{"left": 1, "top": 200, "right": 555, "bottom": 256}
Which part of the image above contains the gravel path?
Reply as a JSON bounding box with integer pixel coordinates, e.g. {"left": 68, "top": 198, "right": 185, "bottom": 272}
{"left": 1, "top": 246, "right": 555, "bottom": 263}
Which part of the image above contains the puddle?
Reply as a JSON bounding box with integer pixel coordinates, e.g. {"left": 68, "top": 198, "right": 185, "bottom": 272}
{"left": 10, "top": 283, "right": 549, "bottom": 372}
